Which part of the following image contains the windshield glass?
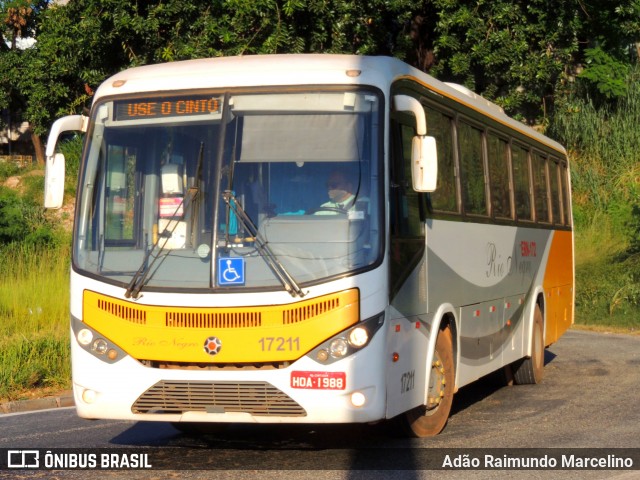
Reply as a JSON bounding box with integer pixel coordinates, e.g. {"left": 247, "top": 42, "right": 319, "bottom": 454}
{"left": 74, "top": 89, "right": 382, "bottom": 293}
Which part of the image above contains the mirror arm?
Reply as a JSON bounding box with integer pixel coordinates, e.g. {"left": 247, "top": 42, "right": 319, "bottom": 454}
{"left": 44, "top": 115, "right": 89, "bottom": 209}
{"left": 394, "top": 95, "right": 438, "bottom": 193}
{"left": 45, "top": 115, "right": 89, "bottom": 158}
{"left": 393, "top": 95, "right": 426, "bottom": 135}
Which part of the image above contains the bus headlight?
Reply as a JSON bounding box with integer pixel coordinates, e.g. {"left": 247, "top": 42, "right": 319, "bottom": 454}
{"left": 92, "top": 339, "right": 109, "bottom": 355}
{"left": 308, "top": 312, "right": 385, "bottom": 365}
{"left": 77, "top": 329, "right": 93, "bottom": 346}
{"left": 348, "top": 327, "right": 369, "bottom": 347}
{"left": 329, "top": 338, "right": 349, "bottom": 358}
{"left": 72, "top": 316, "right": 124, "bottom": 364}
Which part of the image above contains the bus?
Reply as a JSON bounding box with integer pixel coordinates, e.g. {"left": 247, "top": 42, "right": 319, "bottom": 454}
{"left": 44, "top": 54, "right": 573, "bottom": 437}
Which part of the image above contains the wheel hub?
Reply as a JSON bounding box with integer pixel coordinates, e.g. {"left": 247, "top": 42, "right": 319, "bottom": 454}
{"left": 427, "top": 352, "right": 446, "bottom": 411}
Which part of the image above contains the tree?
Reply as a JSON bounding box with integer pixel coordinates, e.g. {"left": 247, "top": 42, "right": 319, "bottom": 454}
{"left": 1, "top": 1, "right": 48, "bottom": 163}
{"left": 571, "top": 0, "right": 640, "bottom": 105}
{"left": 406, "top": 0, "right": 640, "bottom": 124}
{"left": 2, "top": 0, "right": 36, "bottom": 50}
{"left": 7, "top": 0, "right": 640, "bottom": 143}
{"left": 17, "top": 0, "right": 414, "bottom": 143}
{"left": 412, "top": 0, "right": 581, "bottom": 124}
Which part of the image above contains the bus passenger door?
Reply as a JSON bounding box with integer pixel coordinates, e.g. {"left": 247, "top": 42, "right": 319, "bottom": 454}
{"left": 388, "top": 119, "right": 427, "bottom": 300}
{"left": 386, "top": 117, "right": 430, "bottom": 417}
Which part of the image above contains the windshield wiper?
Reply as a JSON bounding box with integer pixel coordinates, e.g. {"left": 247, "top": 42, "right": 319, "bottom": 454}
{"left": 124, "top": 143, "right": 205, "bottom": 299}
{"left": 221, "top": 190, "right": 306, "bottom": 298}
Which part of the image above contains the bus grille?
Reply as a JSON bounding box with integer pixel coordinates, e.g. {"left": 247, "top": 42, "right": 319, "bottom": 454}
{"left": 97, "top": 298, "right": 147, "bottom": 324}
{"left": 166, "top": 311, "right": 262, "bottom": 328}
{"left": 282, "top": 297, "right": 341, "bottom": 324}
{"left": 131, "top": 380, "right": 306, "bottom": 417}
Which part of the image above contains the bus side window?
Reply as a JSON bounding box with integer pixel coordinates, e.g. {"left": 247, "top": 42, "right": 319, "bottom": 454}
{"left": 549, "top": 158, "right": 562, "bottom": 225}
{"left": 391, "top": 122, "right": 425, "bottom": 235}
{"left": 458, "top": 121, "right": 487, "bottom": 216}
{"left": 561, "top": 163, "right": 571, "bottom": 226}
{"left": 512, "top": 145, "right": 532, "bottom": 222}
{"left": 425, "top": 106, "right": 457, "bottom": 213}
{"left": 487, "top": 133, "right": 512, "bottom": 219}
{"left": 532, "top": 152, "right": 550, "bottom": 223}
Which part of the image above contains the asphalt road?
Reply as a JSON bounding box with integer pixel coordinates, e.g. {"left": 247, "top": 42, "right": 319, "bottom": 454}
{"left": 0, "top": 329, "right": 639, "bottom": 479}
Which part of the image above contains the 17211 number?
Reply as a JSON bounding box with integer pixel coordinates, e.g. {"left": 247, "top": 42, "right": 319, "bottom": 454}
{"left": 258, "top": 337, "right": 300, "bottom": 352}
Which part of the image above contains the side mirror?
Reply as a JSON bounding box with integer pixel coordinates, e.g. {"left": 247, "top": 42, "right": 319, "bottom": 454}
{"left": 43, "top": 114, "right": 88, "bottom": 209}
{"left": 44, "top": 153, "right": 65, "bottom": 209}
{"left": 411, "top": 135, "right": 438, "bottom": 192}
{"left": 394, "top": 95, "right": 438, "bottom": 192}
{"left": 45, "top": 115, "right": 87, "bottom": 157}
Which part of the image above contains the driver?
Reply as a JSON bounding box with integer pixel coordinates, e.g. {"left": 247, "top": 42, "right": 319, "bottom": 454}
{"left": 316, "top": 170, "right": 356, "bottom": 214}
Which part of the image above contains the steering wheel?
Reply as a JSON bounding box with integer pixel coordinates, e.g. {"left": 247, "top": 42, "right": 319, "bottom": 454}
{"left": 305, "top": 206, "right": 348, "bottom": 215}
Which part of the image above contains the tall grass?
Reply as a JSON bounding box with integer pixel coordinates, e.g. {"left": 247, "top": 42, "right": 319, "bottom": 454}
{"left": 550, "top": 65, "right": 640, "bottom": 329}
{"left": 0, "top": 243, "right": 70, "bottom": 335}
{"left": 0, "top": 243, "right": 71, "bottom": 398}
{"left": 0, "top": 334, "right": 70, "bottom": 397}
{"left": 0, "top": 137, "right": 79, "bottom": 399}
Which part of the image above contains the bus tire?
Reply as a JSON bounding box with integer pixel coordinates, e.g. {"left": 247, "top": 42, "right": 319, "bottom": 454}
{"left": 513, "top": 304, "right": 544, "bottom": 385}
{"left": 397, "top": 324, "right": 454, "bottom": 437}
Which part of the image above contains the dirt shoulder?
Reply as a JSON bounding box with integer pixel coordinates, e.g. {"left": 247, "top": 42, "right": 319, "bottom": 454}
{"left": 0, "top": 388, "right": 74, "bottom": 414}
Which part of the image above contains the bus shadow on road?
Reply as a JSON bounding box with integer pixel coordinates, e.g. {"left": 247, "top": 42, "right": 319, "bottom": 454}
{"left": 450, "top": 348, "right": 558, "bottom": 417}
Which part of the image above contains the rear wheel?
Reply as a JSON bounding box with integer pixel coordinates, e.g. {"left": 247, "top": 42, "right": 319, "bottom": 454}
{"left": 513, "top": 304, "right": 545, "bottom": 385}
{"left": 397, "top": 325, "right": 454, "bottom": 437}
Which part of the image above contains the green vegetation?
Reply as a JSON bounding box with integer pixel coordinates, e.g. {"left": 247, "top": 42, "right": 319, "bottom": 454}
{"left": 550, "top": 65, "right": 640, "bottom": 331}
{"left": 0, "top": 160, "right": 71, "bottom": 399}
{"left": 0, "top": 243, "right": 71, "bottom": 398}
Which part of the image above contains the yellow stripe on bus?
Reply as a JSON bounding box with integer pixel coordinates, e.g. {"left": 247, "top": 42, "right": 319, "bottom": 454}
{"left": 82, "top": 289, "right": 360, "bottom": 363}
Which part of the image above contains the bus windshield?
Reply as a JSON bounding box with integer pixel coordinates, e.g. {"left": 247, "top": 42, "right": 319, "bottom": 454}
{"left": 74, "top": 89, "right": 382, "bottom": 293}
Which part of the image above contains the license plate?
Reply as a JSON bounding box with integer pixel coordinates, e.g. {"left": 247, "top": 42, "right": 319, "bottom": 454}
{"left": 290, "top": 371, "right": 346, "bottom": 390}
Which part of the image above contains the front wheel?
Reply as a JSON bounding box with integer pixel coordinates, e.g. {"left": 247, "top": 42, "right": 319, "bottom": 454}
{"left": 396, "top": 325, "right": 454, "bottom": 437}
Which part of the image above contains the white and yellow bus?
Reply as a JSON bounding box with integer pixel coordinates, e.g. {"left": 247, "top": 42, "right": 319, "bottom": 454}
{"left": 44, "top": 55, "right": 573, "bottom": 436}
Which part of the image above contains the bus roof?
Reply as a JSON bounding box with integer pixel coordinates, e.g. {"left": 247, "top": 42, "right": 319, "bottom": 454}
{"left": 95, "top": 54, "right": 566, "bottom": 155}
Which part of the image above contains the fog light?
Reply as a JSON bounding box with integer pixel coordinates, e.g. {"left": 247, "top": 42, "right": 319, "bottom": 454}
{"left": 92, "top": 339, "right": 108, "bottom": 355}
{"left": 348, "top": 327, "right": 369, "bottom": 348}
{"left": 77, "top": 329, "right": 93, "bottom": 346}
{"left": 351, "top": 391, "right": 366, "bottom": 407}
{"left": 329, "top": 338, "right": 348, "bottom": 358}
{"left": 82, "top": 389, "right": 97, "bottom": 404}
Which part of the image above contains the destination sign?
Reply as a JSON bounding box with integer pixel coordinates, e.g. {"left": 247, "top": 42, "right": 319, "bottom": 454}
{"left": 114, "top": 96, "right": 221, "bottom": 121}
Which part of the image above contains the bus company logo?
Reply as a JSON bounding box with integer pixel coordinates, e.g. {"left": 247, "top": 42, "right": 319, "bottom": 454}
{"left": 7, "top": 450, "right": 39, "bottom": 468}
{"left": 203, "top": 336, "right": 222, "bottom": 356}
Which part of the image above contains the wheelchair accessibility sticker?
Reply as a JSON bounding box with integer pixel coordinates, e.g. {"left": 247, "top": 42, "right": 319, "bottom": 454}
{"left": 218, "top": 257, "right": 245, "bottom": 286}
